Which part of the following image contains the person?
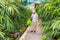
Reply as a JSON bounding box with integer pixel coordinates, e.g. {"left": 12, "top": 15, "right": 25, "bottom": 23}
{"left": 30, "top": 10, "right": 39, "bottom": 32}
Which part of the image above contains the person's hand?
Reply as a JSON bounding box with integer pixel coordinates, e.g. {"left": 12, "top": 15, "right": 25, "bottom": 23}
{"left": 37, "top": 19, "right": 39, "bottom": 22}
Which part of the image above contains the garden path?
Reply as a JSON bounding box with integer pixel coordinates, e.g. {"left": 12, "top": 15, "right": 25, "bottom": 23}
{"left": 19, "top": 3, "right": 43, "bottom": 40}
{"left": 19, "top": 20, "right": 43, "bottom": 40}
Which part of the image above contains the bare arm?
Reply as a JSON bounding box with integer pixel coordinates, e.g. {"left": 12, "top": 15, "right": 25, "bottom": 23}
{"left": 37, "top": 14, "right": 39, "bottom": 22}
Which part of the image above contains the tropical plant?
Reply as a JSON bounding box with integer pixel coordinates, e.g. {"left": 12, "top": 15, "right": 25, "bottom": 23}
{"left": 0, "top": 0, "right": 31, "bottom": 40}
{"left": 35, "top": 0, "right": 60, "bottom": 40}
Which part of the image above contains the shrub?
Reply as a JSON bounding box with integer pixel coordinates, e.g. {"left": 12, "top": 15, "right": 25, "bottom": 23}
{"left": 35, "top": 0, "right": 60, "bottom": 40}
{"left": 0, "top": 0, "right": 31, "bottom": 40}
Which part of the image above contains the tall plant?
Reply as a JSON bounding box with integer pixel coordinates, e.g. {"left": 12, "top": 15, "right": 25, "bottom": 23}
{"left": 0, "top": 0, "right": 31, "bottom": 40}
{"left": 35, "top": 0, "right": 60, "bottom": 40}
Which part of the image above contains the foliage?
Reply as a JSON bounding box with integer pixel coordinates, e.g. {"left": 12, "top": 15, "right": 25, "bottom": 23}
{"left": 0, "top": 0, "right": 31, "bottom": 40}
{"left": 35, "top": 0, "right": 60, "bottom": 40}
{"left": 26, "top": 19, "right": 32, "bottom": 26}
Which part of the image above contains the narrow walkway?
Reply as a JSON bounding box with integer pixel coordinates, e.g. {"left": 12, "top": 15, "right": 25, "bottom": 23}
{"left": 19, "top": 21, "right": 43, "bottom": 40}
{"left": 19, "top": 3, "right": 43, "bottom": 40}
{"left": 25, "top": 27, "right": 42, "bottom": 40}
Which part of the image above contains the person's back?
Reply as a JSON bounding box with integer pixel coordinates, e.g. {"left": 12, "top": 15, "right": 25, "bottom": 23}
{"left": 31, "top": 13, "right": 38, "bottom": 22}
{"left": 30, "top": 10, "right": 38, "bottom": 32}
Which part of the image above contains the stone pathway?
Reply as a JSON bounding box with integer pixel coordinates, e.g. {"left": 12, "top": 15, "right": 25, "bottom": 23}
{"left": 19, "top": 20, "right": 43, "bottom": 40}
{"left": 19, "top": 3, "right": 43, "bottom": 40}
{"left": 25, "top": 27, "right": 42, "bottom": 40}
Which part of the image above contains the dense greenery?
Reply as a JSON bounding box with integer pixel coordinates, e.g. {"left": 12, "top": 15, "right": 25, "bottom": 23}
{"left": 0, "top": 0, "right": 31, "bottom": 40}
{"left": 35, "top": 0, "right": 60, "bottom": 40}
